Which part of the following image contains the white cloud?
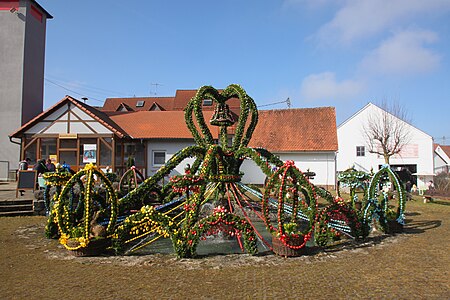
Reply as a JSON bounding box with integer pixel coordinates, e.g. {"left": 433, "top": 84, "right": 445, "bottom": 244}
{"left": 316, "top": 0, "right": 450, "bottom": 45}
{"left": 360, "top": 29, "right": 441, "bottom": 75}
{"left": 300, "top": 72, "right": 365, "bottom": 101}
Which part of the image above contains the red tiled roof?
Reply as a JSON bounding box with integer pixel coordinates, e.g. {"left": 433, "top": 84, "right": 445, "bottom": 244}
{"left": 101, "top": 96, "right": 175, "bottom": 111}
{"left": 101, "top": 89, "right": 242, "bottom": 114}
{"left": 171, "top": 89, "right": 241, "bottom": 111}
{"left": 249, "top": 107, "right": 338, "bottom": 152}
{"left": 116, "top": 103, "right": 135, "bottom": 111}
{"left": 109, "top": 111, "right": 221, "bottom": 139}
{"left": 438, "top": 145, "right": 450, "bottom": 157}
{"left": 109, "top": 107, "right": 337, "bottom": 152}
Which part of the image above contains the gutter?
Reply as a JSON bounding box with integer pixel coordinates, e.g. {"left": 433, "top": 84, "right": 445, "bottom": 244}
{"left": 9, "top": 136, "right": 21, "bottom": 146}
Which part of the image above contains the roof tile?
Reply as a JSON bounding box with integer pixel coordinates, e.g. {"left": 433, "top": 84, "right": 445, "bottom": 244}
{"left": 249, "top": 107, "right": 338, "bottom": 152}
{"left": 109, "top": 111, "right": 221, "bottom": 139}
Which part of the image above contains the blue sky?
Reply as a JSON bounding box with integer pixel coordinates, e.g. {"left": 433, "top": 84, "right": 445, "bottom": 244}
{"left": 40, "top": 0, "right": 450, "bottom": 143}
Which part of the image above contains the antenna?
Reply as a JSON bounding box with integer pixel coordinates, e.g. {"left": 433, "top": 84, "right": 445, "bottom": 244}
{"left": 81, "top": 97, "right": 88, "bottom": 104}
{"left": 150, "top": 83, "right": 163, "bottom": 95}
{"left": 258, "top": 98, "right": 291, "bottom": 109}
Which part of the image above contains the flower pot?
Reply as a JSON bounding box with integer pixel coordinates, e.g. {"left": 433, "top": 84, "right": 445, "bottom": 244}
{"left": 68, "top": 238, "right": 111, "bottom": 257}
{"left": 271, "top": 235, "right": 308, "bottom": 257}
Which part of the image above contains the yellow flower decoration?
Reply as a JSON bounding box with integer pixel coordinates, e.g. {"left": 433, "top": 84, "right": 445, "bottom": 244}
{"left": 84, "top": 163, "right": 96, "bottom": 171}
{"left": 59, "top": 234, "right": 69, "bottom": 245}
{"left": 78, "top": 237, "right": 88, "bottom": 248}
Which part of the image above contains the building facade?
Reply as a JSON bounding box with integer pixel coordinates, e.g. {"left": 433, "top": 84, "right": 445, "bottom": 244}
{"left": 10, "top": 92, "right": 338, "bottom": 187}
{"left": 0, "top": 0, "right": 51, "bottom": 179}
{"left": 434, "top": 144, "right": 450, "bottom": 174}
{"left": 337, "top": 103, "right": 434, "bottom": 191}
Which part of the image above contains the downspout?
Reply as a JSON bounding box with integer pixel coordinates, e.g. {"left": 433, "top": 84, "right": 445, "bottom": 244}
{"left": 9, "top": 136, "right": 21, "bottom": 146}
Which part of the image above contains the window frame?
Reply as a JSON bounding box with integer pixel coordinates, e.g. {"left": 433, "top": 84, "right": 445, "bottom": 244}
{"left": 152, "top": 150, "right": 166, "bottom": 167}
{"left": 356, "top": 146, "right": 366, "bottom": 157}
{"left": 202, "top": 99, "right": 213, "bottom": 106}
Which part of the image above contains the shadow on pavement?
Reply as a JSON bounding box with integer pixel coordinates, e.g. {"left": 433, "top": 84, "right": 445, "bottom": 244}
{"left": 404, "top": 219, "right": 442, "bottom": 234}
{"left": 322, "top": 234, "right": 392, "bottom": 253}
{"left": 430, "top": 200, "right": 450, "bottom": 206}
{"left": 404, "top": 211, "right": 421, "bottom": 216}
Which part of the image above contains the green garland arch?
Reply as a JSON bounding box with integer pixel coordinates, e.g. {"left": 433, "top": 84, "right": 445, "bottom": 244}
{"left": 366, "top": 164, "right": 406, "bottom": 233}
{"left": 262, "top": 160, "right": 318, "bottom": 249}
{"left": 55, "top": 163, "right": 118, "bottom": 251}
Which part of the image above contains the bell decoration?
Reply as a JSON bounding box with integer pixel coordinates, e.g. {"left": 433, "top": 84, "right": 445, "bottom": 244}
{"left": 210, "top": 102, "right": 235, "bottom": 127}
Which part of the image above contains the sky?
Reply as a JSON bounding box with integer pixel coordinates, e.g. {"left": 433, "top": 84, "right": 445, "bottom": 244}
{"left": 39, "top": 0, "right": 450, "bottom": 143}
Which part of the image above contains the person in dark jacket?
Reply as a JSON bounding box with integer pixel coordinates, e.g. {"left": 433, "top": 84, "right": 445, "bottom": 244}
{"left": 33, "top": 159, "right": 48, "bottom": 176}
{"left": 46, "top": 158, "right": 56, "bottom": 172}
{"left": 18, "top": 158, "right": 31, "bottom": 170}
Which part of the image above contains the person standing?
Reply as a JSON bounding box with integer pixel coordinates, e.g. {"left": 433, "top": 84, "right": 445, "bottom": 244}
{"left": 18, "top": 158, "right": 31, "bottom": 171}
{"left": 17, "top": 158, "right": 31, "bottom": 196}
{"left": 46, "top": 158, "right": 56, "bottom": 172}
{"left": 405, "top": 181, "right": 412, "bottom": 193}
{"left": 33, "top": 159, "right": 48, "bottom": 176}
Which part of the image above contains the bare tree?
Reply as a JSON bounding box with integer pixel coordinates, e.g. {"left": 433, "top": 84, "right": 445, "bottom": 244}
{"left": 363, "top": 101, "right": 412, "bottom": 164}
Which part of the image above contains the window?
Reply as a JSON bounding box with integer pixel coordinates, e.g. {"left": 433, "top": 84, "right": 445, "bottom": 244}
{"left": 153, "top": 151, "right": 166, "bottom": 166}
{"left": 59, "top": 151, "right": 77, "bottom": 166}
{"left": 40, "top": 138, "right": 56, "bottom": 159}
{"left": 136, "top": 100, "right": 145, "bottom": 107}
{"left": 356, "top": 146, "right": 365, "bottom": 157}
{"left": 203, "top": 99, "right": 213, "bottom": 106}
{"left": 60, "top": 139, "right": 77, "bottom": 149}
{"left": 99, "top": 140, "right": 112, "bottom": 166}
{"left": 124, "top": 143, "right": 145, "bottom": 166}
{"left": 24, "top": 140, "right": 37, "bottom": 165}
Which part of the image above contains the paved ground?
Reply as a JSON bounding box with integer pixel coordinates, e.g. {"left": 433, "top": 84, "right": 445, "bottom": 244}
{"left": 0, "top": 182, "right": 34, "bottom": 201}
{"left": 0, "top": 184, "right": 449, "bottom": 299}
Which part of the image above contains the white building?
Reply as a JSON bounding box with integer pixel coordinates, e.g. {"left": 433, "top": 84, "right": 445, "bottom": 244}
{"left": 337, "top": 103, "right": 434, "bottom": 191}
{"left": 434, "top": 144, "right": 450, "bottom": 174}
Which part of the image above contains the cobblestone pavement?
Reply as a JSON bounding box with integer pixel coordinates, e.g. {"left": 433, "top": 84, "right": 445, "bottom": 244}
{"left": 0, "top": 197, "right": 449, "bottom": 299}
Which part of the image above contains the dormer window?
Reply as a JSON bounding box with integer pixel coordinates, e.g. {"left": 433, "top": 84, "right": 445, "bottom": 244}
{"left": 136, "top": 100, "right": 145, "bottom": 107}
{"left": 203, "top": 99, "right": 213, "bottom": 106}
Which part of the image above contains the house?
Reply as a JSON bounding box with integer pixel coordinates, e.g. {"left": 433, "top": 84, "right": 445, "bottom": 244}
{"left": 243, "top": 108, "right": 338, "bottom": 188}
{"left": 337, "top": 102, "right": 434, "bottom": 191}
{"left": 434, "top": 144, "right": 450, "bottom": 174}
{"left": 9, "top": 91, "right": 338, "bottom": 187}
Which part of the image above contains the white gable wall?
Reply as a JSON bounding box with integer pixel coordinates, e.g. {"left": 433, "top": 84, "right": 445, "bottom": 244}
{"left": 146, "top": 140, "right": 197, "bottom": 178}
{"left": 434, "top": 146, "right": 450, "bottom": 174}
{"left": 24, "top": 102, "right": 114, "bottom": 136}
{"left": 241, "top": 151, "right": 336, "bottom": 187}
{"left": 337, "top": 103, "right": 434, "bottom": 189}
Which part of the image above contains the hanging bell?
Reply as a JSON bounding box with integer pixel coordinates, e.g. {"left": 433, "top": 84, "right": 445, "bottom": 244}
{"left": 210, "top": 102, "right": 235, "bottom": 126}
